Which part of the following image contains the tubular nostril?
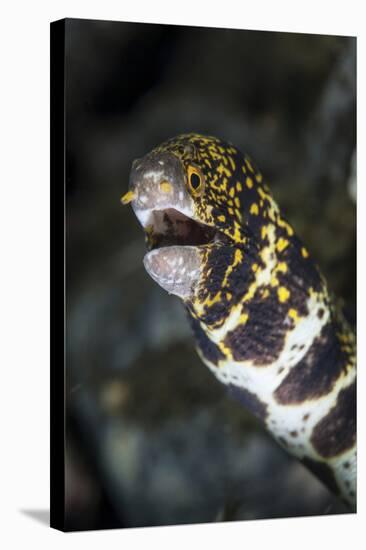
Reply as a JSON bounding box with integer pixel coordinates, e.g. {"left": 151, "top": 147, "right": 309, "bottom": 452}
{"left": 159, "top": 181, "right": 173, "bottom": 194}
{"left": 121, "top": 189, "right": 137, "bottom": 205}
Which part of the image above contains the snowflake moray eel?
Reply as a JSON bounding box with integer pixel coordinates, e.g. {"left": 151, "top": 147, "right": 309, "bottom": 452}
{"left": 122, "top": 133, "right": 356, "bottom": 509}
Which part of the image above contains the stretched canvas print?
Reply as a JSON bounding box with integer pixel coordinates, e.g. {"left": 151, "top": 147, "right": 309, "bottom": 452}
{"left": 51, "top": 17, "right": 356, "bottom": 531}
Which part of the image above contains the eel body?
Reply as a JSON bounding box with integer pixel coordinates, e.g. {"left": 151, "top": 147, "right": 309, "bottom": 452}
{"left": 122, "top": 133, "right": 356, "bottom": 509}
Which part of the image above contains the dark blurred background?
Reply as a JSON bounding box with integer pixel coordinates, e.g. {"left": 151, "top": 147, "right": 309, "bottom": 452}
{"left": 64, "top": 18, "right": 356, "bottom": 530}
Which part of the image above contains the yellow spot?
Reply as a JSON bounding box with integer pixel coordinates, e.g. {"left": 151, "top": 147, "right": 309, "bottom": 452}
{"left": 228, "top": 199, "right": 234, "bottom": 206}
{"left": 301, "top": 247, "right": 309, "bottom": 258}
{"left": 120, "top": 190, "right": 136, "bottom": 205}
{"left": 276, "top": 262, "right": 288, "bottom": 274}
{"left": 206, "top": 204, "right": 214, "bottom": 216}
{"left": 278, "top": 286, "right": 290, "bottom": 303}
{"left": 239, "top": 312, "right": 249, "bottom": 324}
{"left": 277, "top": 237, "right": 289, "bottom": 252}
{"left": 203, "top": 291, "right": 222, "bottom": 308}
{"left": 234, "top": 225, "right": 243, "bottom": 241}
{"left": 234, "top": 249, "right": 243, "bottom": 263}
{"left": 229, "top": 156, "right": 236, "bottom": 171}
{"left": 342, "top": 345, "right": 352, "bottom": 354}
{"left": 250, "top": 203, "right": 259, "bottom": 215}
{"left": 262, "top": 288, "right": 270, "bottom": 298}
{"left": 226, "top": 292, "right": 232, "bottom": 301}
{"left": 288, "top": 308, "right": 300, "bottom": 322}
{"left": 222, "top": 248, "right": 244, "bottom": 287}
{"left": 278, "top": 218, "right": 294, "bottom": 236}
{"left": 218, "top": 340, "right": 232, "bottom": 359}
{"left": 218, "top": 214, "right": 226, "bottom": 222}
{"left": 255, "top": 173, "right": 263, "bottom": 183}
{"left": 252, "top": 263, "right": 258, "bottom": 272}
{"left": 270, "top": 276, "right": 279, "bottom": 287}
{"left": 217, "top": 164, "right": 231, "bottom": 177}
{"left": 258, "top": 187, "right": 269, "bottom": 200}
{"left": 159, "top": 181, "right": 172, "bottom": 194}
{"left": 236, "top": 181, "right": 242, "bottom": 192}
{"left": 234, "top": 197, "right": 240, "bottom": 208}
{"left": 261, "top": 226, "right": 268, "bottom": 239}
{"left": 246, "top": 176, "right": 253, "bottom": 189}
{"left": 245, "top": 158, "right": 254, "bottom": 172}
{"left": 228, "top": 207, "right": 234, "bottom": 215}
{"left": 235, "top": 209, "right": 242, "bottom": 221}
{"left": 229, "top": 187, "right": 235, "bottom": 198}
{"left": 268, "top": 208, "right": 276, "bottom": 222}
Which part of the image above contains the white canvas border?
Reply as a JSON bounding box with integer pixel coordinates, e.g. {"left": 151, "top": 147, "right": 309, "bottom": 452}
{"left": 0, "top": 0, "right": 363, "bottom": 548}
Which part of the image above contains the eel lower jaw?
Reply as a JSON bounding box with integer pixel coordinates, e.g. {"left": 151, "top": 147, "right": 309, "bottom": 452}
{"left": 144, "top": 245, "right": 202, "bottom": 299}
{"left": 139, "top": 207, "right": 219, "bottom": 299}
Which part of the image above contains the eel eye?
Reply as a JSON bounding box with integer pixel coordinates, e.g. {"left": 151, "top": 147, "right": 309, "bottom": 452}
{"left": 187, "top": 165, "right": 204, "bottom": 196}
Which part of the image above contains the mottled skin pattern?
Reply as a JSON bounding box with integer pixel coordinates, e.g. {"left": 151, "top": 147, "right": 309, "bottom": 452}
{"left": 123, "top": 133, "right": 356, "bottom": 509}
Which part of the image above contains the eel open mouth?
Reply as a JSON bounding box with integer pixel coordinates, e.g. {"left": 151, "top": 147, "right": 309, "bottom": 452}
{"left": 139, "top": 207, "right": 222, "bottom": 299}
{"left": 145, "top": 208, "right": 217, "bottom": 251}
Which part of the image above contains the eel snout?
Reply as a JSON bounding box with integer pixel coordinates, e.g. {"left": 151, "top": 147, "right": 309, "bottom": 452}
{"left": 126, "top": 151, "right": 194, "bottom": 227}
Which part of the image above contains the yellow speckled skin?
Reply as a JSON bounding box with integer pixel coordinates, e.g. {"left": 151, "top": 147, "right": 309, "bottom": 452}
{"left": 126, "top": 133, "right": 356, "bottom": 509}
